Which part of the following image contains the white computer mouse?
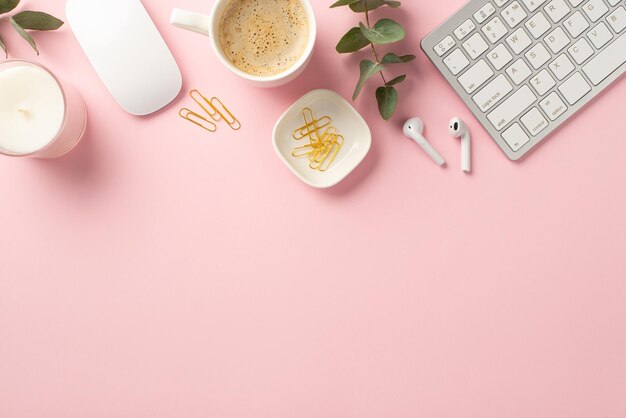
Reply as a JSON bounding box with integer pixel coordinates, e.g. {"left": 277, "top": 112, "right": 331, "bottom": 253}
{"left": 66, "top": 0, "right": 182, "bottom": 116}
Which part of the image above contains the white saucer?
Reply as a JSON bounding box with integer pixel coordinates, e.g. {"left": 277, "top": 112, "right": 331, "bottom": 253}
{"left": 273, "top": 89, "right": 371, "bottom": 189}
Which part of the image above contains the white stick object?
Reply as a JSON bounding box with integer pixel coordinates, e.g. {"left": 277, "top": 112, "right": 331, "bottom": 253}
{"left": 449, "top": 117, "right": 471, "bottom": 173}
{"left": 403, "top": 118, "right": 445, "bottom": 167}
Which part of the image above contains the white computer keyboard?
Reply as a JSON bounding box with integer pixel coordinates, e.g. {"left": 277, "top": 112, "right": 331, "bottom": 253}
{"left": 421, "top": 0, "right": 626, "bottom": 160}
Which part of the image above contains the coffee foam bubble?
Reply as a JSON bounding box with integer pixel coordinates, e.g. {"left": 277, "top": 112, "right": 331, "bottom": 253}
{"left": 219, "top": 0, "right": 309, "bottom": 76}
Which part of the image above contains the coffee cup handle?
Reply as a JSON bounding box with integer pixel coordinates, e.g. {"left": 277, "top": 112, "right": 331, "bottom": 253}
{"left": 170, "top": 9, "right": 211, "bottom": 37}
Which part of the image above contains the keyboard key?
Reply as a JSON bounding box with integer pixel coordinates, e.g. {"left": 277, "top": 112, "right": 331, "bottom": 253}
{"left": 488, "top": 43, "right": 514, "bottom": 69}
{"left": 521, "top": 107, "right": 549, "bottom": 135}
{"left": 502, "top": 1, "right": 528, "bottom": 27}
{"left": 487, "top": 85, "right": 537, "bottom": 130}
{"left": 530, "top": 69, "right": 557, "bottom": 94}
{"left": 483, "top": 16, "right": 509, "bottom": 43}
{"left": 564, "top": 11, "right": 591, "bottom": 37}
{"left": 495, "top": 0, "right": 510, "bottom": 6}
{"left": 459, "top": 60, "right": 494, "bottom": 93}
{"left": 502, "top": 123, "right": 531, "bottom": 151}
{"left": 588, "top": 22, "right": 613, "bottom": 48}
{"left": 540, "top": 92, "right": 568, "bottom": 120}
{"left": 506, "top": 28, "right": 533, "bottom": 53}
{"left": 463, "top": 32, "right": 489, "bottom": 58}
{"left": 474, "top": 3, "right": 496, "bottom": 23}
{"left": 568, "top": 38, "right": 595, "bottom": 63}
{"left": 607, "top": 7, "right": 626, "bottom": 33}
{"left": 582, "top": 31, "right": 626, "bottom": 84}
{"left": 444, "top": 49, "right": 470, "bottom": 75}
{"left": 582, "top": 0, "right": 609, "bottom": 22}
{"left": 568, "top": 0, "right": 585, "bottom": 6}
{"left": 545, "top": 0, "right": 571, "bottom": 22}
{"left": 506, "top": 58, "right": 533, "bottom": 84}
{"left": 434, "top": 35, "right": 456, "bottom": 56}
{"left": 473, "top": 74, "right": 514, "bottom": 111}
{"left": 558, "top": 72, "right": 591, "bottom": 104}
{"left": 549, "top": 54, "right": 575, "bottom": 79}
{"left": 526, "top": 43, "right": 551, "bottom": 68}
{"left": 607, "top": 0, "right": 620, "bottom": 5}
{"left": 521, "top": 0, "right": 548, "bottom": 12}
{"left": 545, "top": 27, "right": 571, "bottom": 53}
{"left": 526, "top": 12, "right": 552, "bottom": 38}
{"left": 454, "top": 19, "right": 477, "bottom": 40}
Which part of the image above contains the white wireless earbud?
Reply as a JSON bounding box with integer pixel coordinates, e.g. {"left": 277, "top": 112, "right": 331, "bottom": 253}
{"left": 448, "top": 117, "right": 471, "bottom": 173}
{"left": 403, "top": 118, "right": 445, "bottom": 167}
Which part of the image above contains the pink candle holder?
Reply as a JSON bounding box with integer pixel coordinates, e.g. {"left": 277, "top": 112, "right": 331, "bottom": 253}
{"left": 0, "top": 60, "right": 87, "bottom": 159}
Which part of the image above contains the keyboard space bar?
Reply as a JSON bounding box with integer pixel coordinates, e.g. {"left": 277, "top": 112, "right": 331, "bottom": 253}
{"left": 583, "top": 33, "right": 626, "bottom": 86}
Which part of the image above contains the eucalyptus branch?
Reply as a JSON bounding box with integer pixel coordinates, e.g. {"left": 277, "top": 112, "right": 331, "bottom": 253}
{"left": 332, "top": 0, "right": 415, "bottom": 121}
{"left": 0, "top": 0, "right": 64, "bottom": 58}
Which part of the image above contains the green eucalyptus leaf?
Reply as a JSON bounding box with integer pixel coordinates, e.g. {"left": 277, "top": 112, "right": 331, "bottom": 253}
{"left": 0, "top": 0, "right": 19, "bottom": 14}
{"left": 0, "top": 33, "right": 7, "bottom": 58}
{"left": 359, "top": 19, "right": 405, "bottom": 45}
{"left": 381, "top": 53, "right": 415, "bottom": 64}
{"left": 353, "top": 59, "right": 384, "bottom": 100}
{"left": 349, "top": 0, "right": 400, "bottom": 12}
{"left": 12, "top": 11, "right": 64, "bottom": 30}
{"left": 9, "top": 17, "right": 39, "bottom": 55}
{"left": 387, "top": 74, "right": 406, "bottom": 86}
{"left": 350, "top": 0, "right": 386, "bottom": 12}
{"left": 376, "top": 86, "right": 398, "bottom": 120}
{"left": 336, "top": 26, "right": 370, "bottom": 53}
{"left": 330, "top": 0, "right": 361, "bottom": 7}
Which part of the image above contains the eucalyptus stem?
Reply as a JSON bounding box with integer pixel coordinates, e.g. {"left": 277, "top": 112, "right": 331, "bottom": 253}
{"left": 364, "top": 7, "right": 388, "bottom": 86}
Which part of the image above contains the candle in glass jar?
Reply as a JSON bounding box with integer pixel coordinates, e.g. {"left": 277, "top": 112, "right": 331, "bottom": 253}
{"left": 0, "top": 60, "right": 86, "bottom": 158}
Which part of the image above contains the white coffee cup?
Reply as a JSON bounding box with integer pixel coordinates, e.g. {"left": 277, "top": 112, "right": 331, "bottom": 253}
{"left": 171, "top": 0, "right": 316, "bottom": 88}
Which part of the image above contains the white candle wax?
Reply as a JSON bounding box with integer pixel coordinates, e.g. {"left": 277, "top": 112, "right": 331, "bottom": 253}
{"left": 0, "top": 64, "right": 66, "bottom": 155}
{"left": 0, "top": 61, "right": 86, "bottom": 158}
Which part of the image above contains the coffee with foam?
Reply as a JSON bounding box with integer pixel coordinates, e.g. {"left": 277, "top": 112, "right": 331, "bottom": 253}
{"left": 218, "top": 0, "right": 309, "bottom": 77}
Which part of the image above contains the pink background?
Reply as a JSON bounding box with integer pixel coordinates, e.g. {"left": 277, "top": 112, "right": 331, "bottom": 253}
{"left": 1, "top": 0, "right": 626, "bottom": 417}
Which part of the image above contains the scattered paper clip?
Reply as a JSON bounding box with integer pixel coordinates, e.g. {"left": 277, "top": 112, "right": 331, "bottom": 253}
{"left": 291, "top": 108, "right": 344, "bottom": 172}
{"left": 209, "top": 96, "right": 241, "bottom": 130}
{"left": 190, "top": 89, "right": 221, "bottom": 122}
{"left": 179, "top": 108, "right": 217, "bottom": 132}
{"left": 179, "top": 89, "right": 241, "bottom": 133}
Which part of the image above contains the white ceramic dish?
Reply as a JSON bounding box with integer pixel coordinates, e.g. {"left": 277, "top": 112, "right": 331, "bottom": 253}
{"left": 273, "top": 89, "right": 371, "bottom": 189}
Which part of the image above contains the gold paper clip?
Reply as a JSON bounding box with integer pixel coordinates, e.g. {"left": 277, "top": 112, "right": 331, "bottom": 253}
{"left": 315, "top": 126, "right": 337, "bottom": 147}
{"left": 190, "top": 89, "right": 221, "bottom": 122}
{"left": 293, "top": 118, "right": 331, "bottom": 140}
{"left": 318, "top": 136, "right": 343, "bottom": 172}
{"left": 293, "top": 110, "right": 331, "bottom": 140}
{"left": 179, "top": 108, "right": 217, "bottom": 132}
{"left": 301, "top": 108, "right": 319, "bottom": 143}
{"left": 292, "top": 143, "right": 319, "bottom": 158}
{"left": 309, "top": 141, "right": 334, "bottom": 170}
{"left": 209, "top": 97, "right": 241, "bottom": 130}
